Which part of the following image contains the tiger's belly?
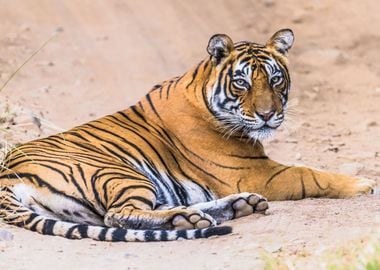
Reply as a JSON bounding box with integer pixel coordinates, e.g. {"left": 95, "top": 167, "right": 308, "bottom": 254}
{"left": 139, "top": 163, "right": 216, "bottom": 207}
{"left": 12, "top": 183, "right": 104, "bottom": 225}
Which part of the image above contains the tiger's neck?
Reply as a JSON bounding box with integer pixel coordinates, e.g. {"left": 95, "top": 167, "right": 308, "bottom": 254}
{"left": 127, "top": 58, "right": 266, "bottom": 160}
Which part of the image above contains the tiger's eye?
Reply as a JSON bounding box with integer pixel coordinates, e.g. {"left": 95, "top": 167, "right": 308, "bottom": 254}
{"left": 233, "top": 78, "right": 250, "bottom": 90}
{"left": 236, "top": 79, "right": 245, "bottom": 86}
{"left": 271, "top": 76, "right": 281, "bottom": 84}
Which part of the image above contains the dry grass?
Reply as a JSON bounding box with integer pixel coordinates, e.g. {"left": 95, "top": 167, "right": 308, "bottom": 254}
{"left": 261, "top": 233, "right": 380, "bottom": 270}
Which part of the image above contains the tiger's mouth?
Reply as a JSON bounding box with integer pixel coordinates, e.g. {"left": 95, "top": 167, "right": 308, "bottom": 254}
{"left": 243, "top": 120, "right": 282, "bottom": 131}
{"left": 246, "top": 125, "right": 275, "bottom": 140}
{"left": 215, "top": 110, "right": 283, "bottom": 140}
{"left": 242, "top": 121, "right": 283, "bottom": 141}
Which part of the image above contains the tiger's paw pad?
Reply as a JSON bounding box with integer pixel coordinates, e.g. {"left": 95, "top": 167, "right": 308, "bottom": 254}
{"left": 231, "top": 192, "right": 268, "bottom": 218}
{"left": 171, "top": 210, "right": 216, "bottom": 230}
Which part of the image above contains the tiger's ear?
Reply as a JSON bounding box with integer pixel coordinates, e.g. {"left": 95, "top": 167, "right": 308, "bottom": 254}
{"left": 207, "top": 34, "right": 234, "bottom": 64}
{"left": 266, "top": 29, "right": 294, "bottom": 55}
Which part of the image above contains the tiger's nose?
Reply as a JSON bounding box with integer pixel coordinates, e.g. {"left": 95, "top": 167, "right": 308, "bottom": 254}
{"left": 256, "top": 110, "right": 275, "bottom": 121}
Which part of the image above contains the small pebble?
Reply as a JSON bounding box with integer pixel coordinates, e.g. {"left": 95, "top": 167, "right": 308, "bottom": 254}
{"left": 0, "top": 230, "right": 14, "bottom": 241}
{"left": 263, "top": 243, "right": 282, "bottom": 253}
{"left": 366, "top": 121, "right": 377, "bottom": 127}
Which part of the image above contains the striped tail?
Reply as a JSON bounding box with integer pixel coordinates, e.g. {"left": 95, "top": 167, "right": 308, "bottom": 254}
{"left": 0, "top": 187, "right": 232, "bottom": 241}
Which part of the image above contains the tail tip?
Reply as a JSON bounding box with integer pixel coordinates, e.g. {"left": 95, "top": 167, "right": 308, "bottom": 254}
{"left": 204, "top": 225, "right": 232, "bottom": 238}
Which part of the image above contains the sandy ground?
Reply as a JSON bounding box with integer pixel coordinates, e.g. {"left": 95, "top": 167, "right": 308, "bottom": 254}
{"left": 0, "top": 1, "right": 379, "bottom": 269}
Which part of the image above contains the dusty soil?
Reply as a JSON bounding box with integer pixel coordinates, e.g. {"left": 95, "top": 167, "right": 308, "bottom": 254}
{"left": 0, "top": 1, "right": 379, "bottom": 269}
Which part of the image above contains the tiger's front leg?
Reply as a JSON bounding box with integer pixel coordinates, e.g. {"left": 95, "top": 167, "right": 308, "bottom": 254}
{"left": 240, "top": 159, "right": 376, "bottom": 201}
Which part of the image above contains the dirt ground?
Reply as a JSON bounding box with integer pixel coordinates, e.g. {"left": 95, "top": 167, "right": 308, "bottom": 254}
{"left": 0, "top": 1, "right": 379, "bottom": 269}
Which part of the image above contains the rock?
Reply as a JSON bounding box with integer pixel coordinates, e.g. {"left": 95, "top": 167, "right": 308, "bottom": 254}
{"left": 263, "top": 243, "right": 282, "bottom": 253}
{"left": 323, "top": 146, "right": 339, "bottom": 153}
{"left": 292, "top": 10, "right": 307, "bottom": 24}
{"left": 0, "top": 230, "right": 14, "bottom": 241}
{"left": 19, "top": 24, "right": 31, "bottom": 32}
{"left": 338, "top": 162, "right": 364, "bottom": 176}
{"left": 124, "top": 252, "right": 138, "bottom": 258}
{"left": 263, "top": 0, "right": 275, "bottom": 7}
{"left": 295, "top": 153, "right": 302, "bottom": 160}
{"left": 366, "top": 121, "right": 377, "bottom": 128}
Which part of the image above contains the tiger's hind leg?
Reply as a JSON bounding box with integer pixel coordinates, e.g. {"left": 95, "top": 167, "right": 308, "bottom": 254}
{"left": 103, "top": 178, "right": 216, "bottom": 230}
{"left": 188, "top": 192, "right": 268, "bottom": 224}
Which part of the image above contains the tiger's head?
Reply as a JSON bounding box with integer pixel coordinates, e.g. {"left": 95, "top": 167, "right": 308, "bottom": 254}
{"left": 206, "top": 29, "right": 294, "bottom": 141}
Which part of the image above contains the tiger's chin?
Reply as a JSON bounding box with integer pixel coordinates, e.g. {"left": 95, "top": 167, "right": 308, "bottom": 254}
{"left": 246, "top": 126, "right": 276, "bottom": 141}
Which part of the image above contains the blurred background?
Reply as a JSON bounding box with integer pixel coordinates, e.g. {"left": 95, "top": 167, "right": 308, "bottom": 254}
{"left": 0, "top": 1, "right": 380, "bottom": 269}
{"left": 0, "top": 0, "right": 379, "bottom": 127}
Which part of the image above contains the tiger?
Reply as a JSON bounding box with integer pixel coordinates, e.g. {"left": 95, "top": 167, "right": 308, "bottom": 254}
{"left": 0, "top": 29, "right": 376, "bottom": 242}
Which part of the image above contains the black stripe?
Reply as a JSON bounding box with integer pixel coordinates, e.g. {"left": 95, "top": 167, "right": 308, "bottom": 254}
{"left": 170, "top": 134, "right": 251, "bottom": 170}
{"left": 309, "top": 169, "right": 329, "bottom": 190}
{"left": 90, "top": 168, "right": 108, "bottom": 210}
{"left": 109, "top": 185, "right": 157, "bottom": 208}
{"left": 203, "top": 226, "right": 232, "bottom": 238}
{"left": 42, "top": 219, "right": 57, "bottom": 235}
{"left": 77, "top": 224, "right": 89, "bottom": 238}
{"left": 194, "top": 229, "right": 202, "bottom": 238}
{"left": 39, "top": 138, "right": 66, "bottom": 149}
{"left": 79, "top": 127, "right": 142, "bottom": 166}
{"left": 102, "top": 176, "right": 151, "bottom": 204}
{"left": 165, "top": 82, "right": 173, "bottom": 99}
{"left": 160, "top": 230, "right": 168, "bottom": 241}
{"left": 122, "top": 195, "right": 154, "bottom": 209}
{"left": 176, "top": 229, "right": 188, "bottom": 240}
{"left": 16, "top": 212, "right": 39, "bottom": 227}
{"left": 144, "top": 230, "right": 155, "bottom": 241}
{"left": 31, "top": 197, "right": 54, "bottom": 213}
{"left": 173, "top": 73, "right": 186, "bottom": 88}
{"left": 265, "top": 167, "right": 292, "bottom": 187}
{"left": 300, "top": 173, "right": 306, "bottom": 199}
{"left": 23, "top": 173, "right": 103, "bottom": 219}
{"left": 213, "top": 64, "right": 229, "bottom": 96}
{"left": 138, "top": 101, "right": 145, "bottom": 111}
{"left": 186, "top": 61, "right": 203, "bottom": 89}
{"left": 145, "top": 94, "right": 162, "bottom": 121}
{"left": 76, "top": 164, "right": 88, "bottom": 189}
{"left": 98, "top": 228, "right": 108, "bottom": 241}
{"left": 29, "top": 218, "right": 43, "bottom": 232}
{"left": 112, "top": 228, "right": 127, "bottom": 241}
{"left": 8, "top": 159, "right": 73, "bottom": 183}
{"left": 65, "top": 131, "right": 91, "bottom": 142}
{"left": 81, "top": 122, "right": 147, "bottom": 166}
{"left": 228, "top": 154, "right": 269, "bottom": 160}
{"left": 65, "top": 225, "right": 77, "bottom": 239}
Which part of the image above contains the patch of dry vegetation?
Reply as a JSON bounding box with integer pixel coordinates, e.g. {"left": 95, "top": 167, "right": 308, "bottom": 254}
{"left": 262, "top": 233, "right": 380, "bottom": 270}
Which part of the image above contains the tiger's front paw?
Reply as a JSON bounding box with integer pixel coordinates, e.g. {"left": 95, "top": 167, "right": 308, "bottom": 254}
{"left": 353, "top": 178, "right": 377, "bottom": 195}
{"left": 231, "top": 192, "right": 269, "bottom": 218}
{"left": 340, "top": 177, "right": 377, "bottom": 197}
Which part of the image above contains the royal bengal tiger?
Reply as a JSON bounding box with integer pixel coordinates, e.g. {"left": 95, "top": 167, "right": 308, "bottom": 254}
{"left": 0, "top": 29, "right": 376, "bottom": 242}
